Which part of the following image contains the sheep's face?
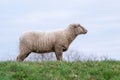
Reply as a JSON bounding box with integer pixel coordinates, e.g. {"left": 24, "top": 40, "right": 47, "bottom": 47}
{"left": 69, "top": 23, "right": 87, "bottom": 35}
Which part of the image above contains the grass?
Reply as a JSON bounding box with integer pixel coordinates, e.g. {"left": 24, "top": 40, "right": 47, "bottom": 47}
{"left": 0, "top": 60, "right": 120, "bottom": 80}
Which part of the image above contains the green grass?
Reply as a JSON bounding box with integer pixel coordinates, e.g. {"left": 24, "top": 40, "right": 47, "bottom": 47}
{"left": 0, "top": 60, "right": 120, "bottom": 80}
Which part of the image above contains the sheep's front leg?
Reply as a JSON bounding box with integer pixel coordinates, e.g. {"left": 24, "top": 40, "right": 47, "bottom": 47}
{"left": 55, "top": 46, "right": 63, "bottom": 60}
{"left": 55, "top": 51, "right": 63, "bottom": 60}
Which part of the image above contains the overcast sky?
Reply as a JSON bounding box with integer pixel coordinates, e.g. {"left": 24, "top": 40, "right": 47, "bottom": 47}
{"left": 0, "top": 0, "right": 120, "bottom": 60}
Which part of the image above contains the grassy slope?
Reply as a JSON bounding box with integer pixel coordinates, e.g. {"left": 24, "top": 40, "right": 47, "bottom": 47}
{"left": 0, "top": 61, "right": 120, "bottom": 80}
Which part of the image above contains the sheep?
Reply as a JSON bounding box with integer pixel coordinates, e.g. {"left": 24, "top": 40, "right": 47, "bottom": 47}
{"left": 16, "top": 23, "right": 87, "bottom": 61}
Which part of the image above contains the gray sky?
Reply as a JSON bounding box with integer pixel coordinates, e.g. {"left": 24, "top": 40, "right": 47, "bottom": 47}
{"left": 0, "top": 0, "right": 120, "bottom": 60}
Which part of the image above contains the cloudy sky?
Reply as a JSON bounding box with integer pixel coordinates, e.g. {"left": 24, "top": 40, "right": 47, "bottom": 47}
{"left": 0, "top": 0, "right": 120, "bottom": 60}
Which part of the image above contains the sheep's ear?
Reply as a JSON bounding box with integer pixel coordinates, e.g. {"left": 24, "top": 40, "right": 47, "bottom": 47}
{"left": 70, "top": 24, "right": 77, "bottom": 28}
{"left": 73, "top": 24, "right": 77, "bottom": 28}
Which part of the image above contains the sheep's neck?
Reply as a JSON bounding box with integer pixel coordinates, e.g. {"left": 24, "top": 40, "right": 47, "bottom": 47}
{"left": 66, "top": 32, "right": 77, "bottom": 45}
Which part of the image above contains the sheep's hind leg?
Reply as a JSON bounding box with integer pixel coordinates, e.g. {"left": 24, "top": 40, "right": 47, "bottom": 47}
{"left": 16, "top": 51, "right": 30, "bottom": 62}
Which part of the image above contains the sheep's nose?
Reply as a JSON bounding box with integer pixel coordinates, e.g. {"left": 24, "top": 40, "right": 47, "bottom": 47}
{"left": 84, "top": 29, "right": 87, "bottom": 34}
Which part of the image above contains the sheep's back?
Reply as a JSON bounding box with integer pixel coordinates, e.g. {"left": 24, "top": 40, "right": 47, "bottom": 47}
{"left": 20, "top": 31, "right": 57, "bottom": 52}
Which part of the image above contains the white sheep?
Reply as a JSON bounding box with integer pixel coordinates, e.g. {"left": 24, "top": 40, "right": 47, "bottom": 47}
{"left": 16, "top": 23, "right": 87, "bottom": 61}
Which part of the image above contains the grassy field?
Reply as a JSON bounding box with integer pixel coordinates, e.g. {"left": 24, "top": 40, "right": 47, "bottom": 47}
{"left": 0, "top": 60, "right": 120, "bottom": 80}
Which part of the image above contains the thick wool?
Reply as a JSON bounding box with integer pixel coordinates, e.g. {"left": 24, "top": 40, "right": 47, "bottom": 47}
{"left": 16, "top": 23, "right": 87, "bottom": 61}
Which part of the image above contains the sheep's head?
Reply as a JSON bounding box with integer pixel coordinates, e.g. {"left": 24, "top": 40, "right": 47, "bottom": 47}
{"left": 69, "top": 23, "right": 87, "bottom": 35}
